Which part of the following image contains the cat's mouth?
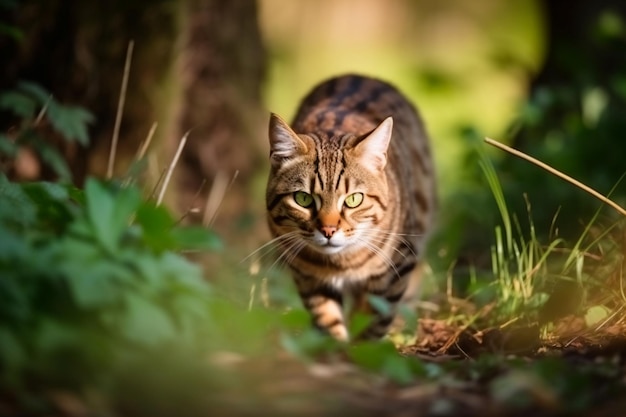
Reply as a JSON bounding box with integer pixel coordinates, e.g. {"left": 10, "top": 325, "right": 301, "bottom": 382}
{"left": 309, "top": 229, "right": 353, "bottom": 254}
{"left": 310, "top": 237, "right": 349, "bottom": 254}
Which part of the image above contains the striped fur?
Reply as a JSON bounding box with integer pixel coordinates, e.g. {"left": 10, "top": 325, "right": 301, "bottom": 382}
{"left": 266, "top": 74, "right": 436, "bottom": 341}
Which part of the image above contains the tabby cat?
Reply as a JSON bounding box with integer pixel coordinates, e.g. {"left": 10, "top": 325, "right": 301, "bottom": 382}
{"left": 266, "top": 74, "right": 436, "bottom": 341}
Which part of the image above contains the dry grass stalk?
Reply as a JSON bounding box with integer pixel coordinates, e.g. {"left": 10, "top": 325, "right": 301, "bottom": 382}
{"left": 484, "top": 137, "right": 626, "bottom": 217}
{"left": 107, "top": 40, "right": 134, "bottom": 179}
{"left": 135, "top": 122, "right": 158, "bottom": 161}
{"left": 202, "top": 170, "right": 230, "bottom": 227}
{"left": 156, "top": 131, "right": 189, "bottom": 206}
{"left": 34, "top": 95, "right": 52, "bottom": 126}
{"left": 175, "top": 179, "right": 207, "bottom": 225}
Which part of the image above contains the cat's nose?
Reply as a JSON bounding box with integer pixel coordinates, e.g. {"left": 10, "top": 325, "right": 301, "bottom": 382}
{"left": 318, "top": 212, "right": 340, "bottom": 238}
{"left": 320, "top": 225, "right": 337, "bottom": 238}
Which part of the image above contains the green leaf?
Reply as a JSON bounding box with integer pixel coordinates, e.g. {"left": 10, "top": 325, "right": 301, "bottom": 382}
{"left": 122, "top": 294, "right": 176, "bottom": 346}
{"left": 380, "top": 353, "right": 417, "bottom": 385}
{"left": 64, "top": 263, "right": 127, "bottom": 309}
{"left": 347, "top": 341, "right": 423, "bottom": 384}
{"left": 0, "top": 91, "right": 36, "bottom": 119}
{"left": 17, "top": 81, "right": 51, "bottom": 105}
{"left": 22, "top": 182, "right": 75, "bottom": 231}
{"left": 170, "top": 226, "right": 222, "bottom": 251}
{"left": 0, "top": 229, "right": 28, "bottom": 261}
{"left": 367, "top": 294, "right": 392, "bottom": 317}
{"left": 347, "top": 340, "right": 398, "bottom": 371}
{"left": 85, "top": 179, "right": 141, "bottom": 254}
{"left": 35, "top": 141, "right": 72, "bottom": 181}
{"left": 134, "top": 203, "right": 176, "bottom": 252}
{"left": 0, "top": 174, "right": 36, "bottom": 228}
{"left": 348, "top": 312, "right": 372, "bottom": 338}
{"left": 46, "top": 103, "right": 94, "bottom": 145}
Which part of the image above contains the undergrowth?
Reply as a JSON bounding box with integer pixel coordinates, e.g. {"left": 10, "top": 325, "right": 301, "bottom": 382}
{"left": 1, "top": 79, "right": 625, "bottom": 416}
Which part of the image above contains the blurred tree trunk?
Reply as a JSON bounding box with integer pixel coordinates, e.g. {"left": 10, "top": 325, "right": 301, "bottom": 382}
{"left": 0, "top": 0, "right": 268, "bottom": 242}
{"left": 169, "top": 0, "right": 267, "bottom": 242}
{"left": 0, "top": 0, "right": 180, "bottom": 182}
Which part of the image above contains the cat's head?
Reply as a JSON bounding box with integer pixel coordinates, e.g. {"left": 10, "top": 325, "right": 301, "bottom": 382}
{"left": 266, "top": 113, "right": 394, "bottom": 256}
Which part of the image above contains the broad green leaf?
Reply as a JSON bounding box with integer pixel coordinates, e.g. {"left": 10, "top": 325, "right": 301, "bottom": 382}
{"left": 84, "top": 178, "right": 140, "bottom": 254}
{"left": 0, "top": 229, "right": 28, "bottom": 261}
{"left": 279, "top": 308, "right": 311, "bottom": 330}
{"left": 0, "top": 174, "right": 36, "bottom": 228}
{"left": 17, "top": 81, "right": 51, "bottom": 105}
{"left": 367, "top": 294, "right": 392, "bottom": 317}
{"left": 346, "top": 340, "right": 398, "bottom": 371}
{"left": 170, "top": 226, "right": 222, "bottom": 252}
{"left": 380, "top": 353, "right": 417, "bottom": 384}
{"left": 46, "top": 103, "right": 94, "bottom": 145}
{"left": 0, "top": 91, "right": 36, "bottom": 118}
{"left": 35, "top": 142, "right": 72, "bottom": 181}
{"left": 85, "top": 178, "right": 116, "bottom": 252}
{"left": 134, "top": 203, "right": 176, "bottom": 252}
{"left": 348, "top": 312, "right": 372, "bottom": 338}
{"left": 111, "top": 185, "right": 142, "bottom": 239}
{"left": 64, "top": 263, "right": 127, "bottom": 309}
{"left": 156, "top": 252, "right": 207, "bottom": 291}
{"left": 279, "top": 328, "right": 336, "bottom": 358}
{"left": 122, "top": 294, "right": 176, "bottom": 346}
{"left": 22, "top": 182, "right": 74, "bottom": 231}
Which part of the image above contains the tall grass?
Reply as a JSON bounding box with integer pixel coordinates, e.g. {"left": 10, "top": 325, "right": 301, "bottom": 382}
{"left": 478, "top": 150, "right": 625, "bottom": 338}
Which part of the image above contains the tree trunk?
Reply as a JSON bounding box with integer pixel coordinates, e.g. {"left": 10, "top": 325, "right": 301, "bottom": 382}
{"left": 0, "top": 0, "right": 268, "bottom": 244}
{"left": 169, "top": 0, "right": 267, "bottom": 243}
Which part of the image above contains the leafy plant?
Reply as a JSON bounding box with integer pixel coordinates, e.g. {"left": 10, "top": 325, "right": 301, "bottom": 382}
{"left": 0, "top": 81, "right": 94, "bottom": 181}
{"left": 0, "top": 174, "right": 221, "bottom": 395}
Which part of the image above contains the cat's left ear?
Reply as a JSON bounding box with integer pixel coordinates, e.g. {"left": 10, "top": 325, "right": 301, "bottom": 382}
{"left": 269, "top": 113, "right": 309, "bottom": 168}
{"left": 354, "top": 117, "right": 393, "bottom": 171}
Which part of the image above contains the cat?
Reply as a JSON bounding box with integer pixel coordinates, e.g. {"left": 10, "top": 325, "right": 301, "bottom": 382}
{"left": 266, "top": 74, "right": 436, "bottom": 341}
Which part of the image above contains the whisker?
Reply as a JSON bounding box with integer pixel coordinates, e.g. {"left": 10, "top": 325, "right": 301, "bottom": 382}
{"left": 357, "top": 225, "right": 420, "bottom": 258}
{"left": 268, "top": 238, "right": 306, "bottom": 273}
{"left": 241, "top": 231, "right": 300, "bottom": 264}
{"left": 361, "top": 240, "right": 400, "bottom": 278}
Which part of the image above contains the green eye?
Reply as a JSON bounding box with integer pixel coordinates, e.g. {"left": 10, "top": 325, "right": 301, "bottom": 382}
{"left": 294, "top": 191, "right": 314, "bottom": 208}
{"left": 344, "top": 192, "right": 363, "bottom": 208}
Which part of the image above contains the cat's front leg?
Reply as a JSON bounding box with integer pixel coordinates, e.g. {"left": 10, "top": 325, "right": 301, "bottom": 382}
{"left": 294, "top": 275, "right": 348, "bottom": 341}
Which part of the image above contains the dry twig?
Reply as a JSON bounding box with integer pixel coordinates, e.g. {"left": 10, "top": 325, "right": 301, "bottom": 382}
{"left": 107, "top": 40, "right": 134, "bottom": 179}
{"left": 484, "top": 137, "right": 626, "bottom": 217}
{"left": 156, "top": 131, "right": 189, "bottom": 206}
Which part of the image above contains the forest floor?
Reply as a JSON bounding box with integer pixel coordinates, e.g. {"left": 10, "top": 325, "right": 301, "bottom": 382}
{"left": 202, "top": 318, "right": 626, "bottom": 417}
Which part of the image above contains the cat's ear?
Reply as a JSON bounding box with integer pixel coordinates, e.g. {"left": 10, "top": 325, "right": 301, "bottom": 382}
{"left": 269, "top": 113, "right": 309, "bottom": 167}
{"left": 354, "top": 117, "right": 393, "bottom": 171}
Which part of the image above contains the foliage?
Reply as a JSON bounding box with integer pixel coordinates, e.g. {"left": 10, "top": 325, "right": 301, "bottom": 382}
{"left": 499, "top": 8, "right": 626, "bottom": 238}
{"left": 0, "top": 175, "right": 221, "bottom": 398}
{"left": 0, "top": 82, "right": 94, "bottom": 181}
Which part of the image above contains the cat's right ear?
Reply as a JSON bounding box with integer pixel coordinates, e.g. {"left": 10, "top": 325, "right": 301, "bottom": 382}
{"left": 269, "top": 113, "right": 308, "bottom": 167}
